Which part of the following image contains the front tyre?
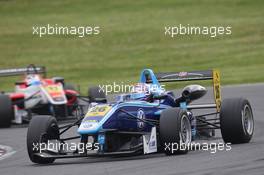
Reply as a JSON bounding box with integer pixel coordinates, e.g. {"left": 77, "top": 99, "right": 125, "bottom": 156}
{"left": 27, "top": 115, "right": 59, "bottom": 164}
{"left": 0, "top": 95, "right": 13, "bottom": 128}
{"left": 160, "top": 108, "right": 192, "bottom": 155}
{"left": 220, "top": 98, "right": 254, "bottom": 144}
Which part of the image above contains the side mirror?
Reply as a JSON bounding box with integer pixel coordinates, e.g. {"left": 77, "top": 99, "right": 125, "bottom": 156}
{"left": 52, "top": 77, "right": 65, "bottom": 86}
{"left": 182, "top": 85, "right": 207, "bottom": 102}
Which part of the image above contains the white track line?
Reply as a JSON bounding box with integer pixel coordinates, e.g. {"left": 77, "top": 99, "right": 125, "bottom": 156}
{"left": 0, "top": 145, "right": 16, "bottom": 161}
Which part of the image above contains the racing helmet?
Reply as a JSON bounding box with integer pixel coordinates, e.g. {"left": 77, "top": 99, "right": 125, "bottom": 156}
{"left": 130, "top": 83, "right": 151, "bottom": 100}
{"left": 25, "top": 74, "right": 41, "bottom": 86}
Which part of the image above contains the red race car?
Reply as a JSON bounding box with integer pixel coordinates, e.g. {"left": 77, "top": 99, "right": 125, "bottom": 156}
{"left": 0, "top": 64, "right": 81, "bottom": 127}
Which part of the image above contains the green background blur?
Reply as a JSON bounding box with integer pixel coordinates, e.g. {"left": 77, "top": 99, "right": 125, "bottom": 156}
{"left": 0, "top": 0, "right": 263, "bottom": 93}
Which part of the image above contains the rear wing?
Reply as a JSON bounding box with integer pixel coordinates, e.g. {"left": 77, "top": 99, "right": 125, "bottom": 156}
{"left": 145, "top": 70, "right": 221, "bottom": 112}
{"left": 0, "top": 65, "right": 46, "bottom": 78}
{"left": 152, "top": 70, "right": 214, "bottom": 82}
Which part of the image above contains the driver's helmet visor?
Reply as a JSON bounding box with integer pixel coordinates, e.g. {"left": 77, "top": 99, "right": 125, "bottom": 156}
{"left": 129, "top": 83, "right": 150, "bottom": 100}
{"left": 131, "top": 83, "right": 149, "bottom": 94}
{"left": 26, "top": 74, "right": 41, "bottom": 85}
{"left": 130, "top": 92, "right": 146, "bottom": 100}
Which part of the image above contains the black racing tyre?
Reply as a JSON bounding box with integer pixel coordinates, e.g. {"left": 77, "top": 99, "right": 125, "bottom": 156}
{"left": 220, "top": 98, "right": 254, "bottom": 144}
{"left": 27, "top": 115, "right": 59, "bottom": 164}
{"left": 0, "top": 95, "right": 13, "bottom": 128}
{"left": 160, "top": 108, "right": 192, "bottom": 155}
{"left": 88, "top": 86, "right": 106, "bottom": 103}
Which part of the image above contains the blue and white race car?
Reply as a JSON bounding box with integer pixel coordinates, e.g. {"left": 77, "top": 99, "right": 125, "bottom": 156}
{"left": 26, "top": 69, "right": 254, "bottom": 164}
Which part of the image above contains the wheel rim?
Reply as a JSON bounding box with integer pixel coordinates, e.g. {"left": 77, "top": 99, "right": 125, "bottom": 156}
{"left": 242, "top": 104, "right": 254, "bottom": 135}
{"left": 180, "top": 115, "right": 192, "bottom": 144}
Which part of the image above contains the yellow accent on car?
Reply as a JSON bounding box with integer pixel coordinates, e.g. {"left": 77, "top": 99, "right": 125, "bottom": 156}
{"left": 213, "top": 70, "right": 221, "bottom": 112}
{"left": 86, "top": 105, "right": 112, "bottom": 117}
{"left": 44, "top": 85, "right": 62, "bottom": 94}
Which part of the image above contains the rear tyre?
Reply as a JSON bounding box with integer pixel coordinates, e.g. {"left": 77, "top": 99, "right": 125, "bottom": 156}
{"left": 220, "top": 98, "right": 254, "bottom": 144}
{"left": 0, "top": 95, "right": 13, "bottom": 128}
{"left": 27, "top": 115, "right": 59, "bottom": 164}
{"left": 88, "top": 86, "right": 106, "bottom": 103}
{"left": 160, "top": 108, "right": 192, "bottom": 155}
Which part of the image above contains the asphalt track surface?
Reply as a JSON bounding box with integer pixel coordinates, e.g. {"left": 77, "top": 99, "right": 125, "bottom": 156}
{"left": 0, "top": 84, "right": 264, "bottom": 175}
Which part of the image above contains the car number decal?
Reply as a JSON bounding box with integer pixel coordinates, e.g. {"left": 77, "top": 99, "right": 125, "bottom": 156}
{"left": 86, "top": 105, "right": 112, "bottom": 117}
{"left": 44, "top": 85, "right": 63, "bottom": 97}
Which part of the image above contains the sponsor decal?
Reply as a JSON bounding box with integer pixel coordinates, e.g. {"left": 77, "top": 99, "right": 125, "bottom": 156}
{"left": 179, "top": 72, "right": 188, "bottom": 77}
{"left": 137, "top": 108, "right": 145, "bottom": 128}
{"left": 44, "top": 85, "right": 64, "bottom": 98}
{"left": 143, "top": 127, "right": 157, "bottom": 154}
{"left": 82, "top": 123, "right": 95, "bottom": 129}
{"left": 84, "top": 119, "right": 98, "bottom": 123}
{"left": 86, "top": 105, "right": 112, "bottom": 117}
